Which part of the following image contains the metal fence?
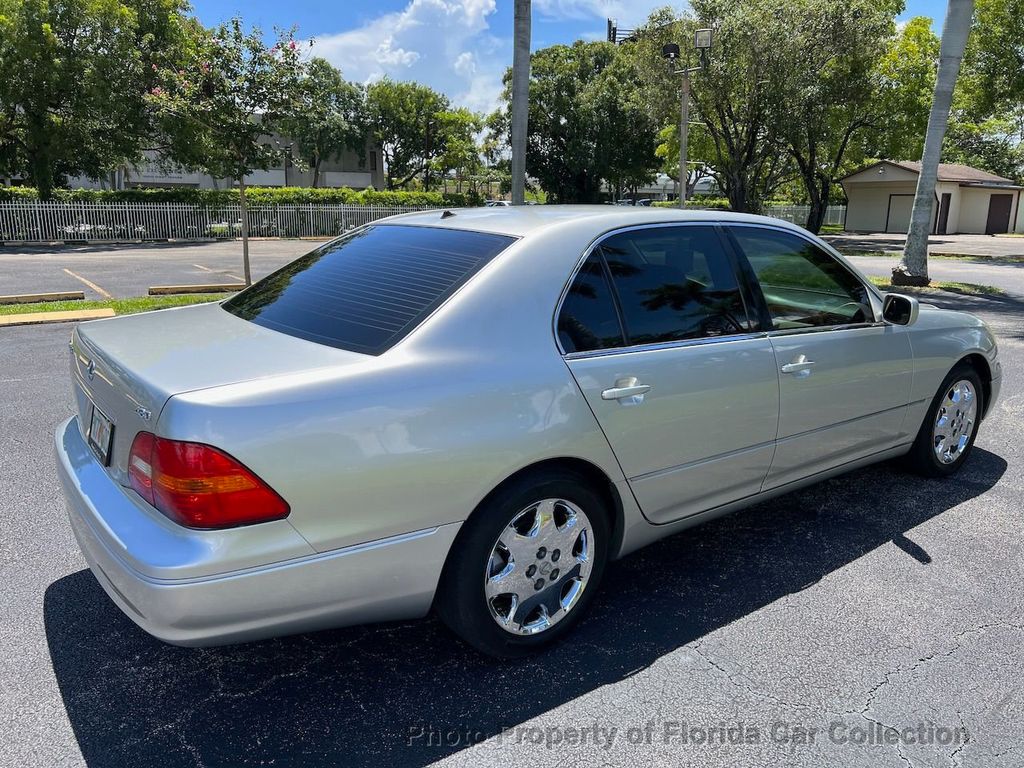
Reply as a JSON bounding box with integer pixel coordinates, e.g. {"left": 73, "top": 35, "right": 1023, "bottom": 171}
{"left": 764, "top": 204, "right": 847, "bottom": 228}
{"left": 0, "top": 200, "right": 849, "bottom": 243}
{"left": 0, "top": 201, "right": 440, "bottom": 243}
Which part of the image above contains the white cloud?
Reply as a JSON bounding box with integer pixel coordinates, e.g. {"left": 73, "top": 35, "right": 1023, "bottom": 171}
{"left": 453, "top": 51, "right": 477, "bottom": 77}
{"left": 309, "top": 0, "right": 507, "bottom": 113}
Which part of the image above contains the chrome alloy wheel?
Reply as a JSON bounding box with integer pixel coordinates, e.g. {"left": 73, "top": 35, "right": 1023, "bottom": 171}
{"left": 484, "top": 498, "right": 594, "bottom": 636}
{"left": 933, "top": 379, "right": 978, "bottom": 465}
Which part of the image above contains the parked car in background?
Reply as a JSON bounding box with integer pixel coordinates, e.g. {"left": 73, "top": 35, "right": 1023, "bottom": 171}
{"left": 56, "top": 206, "right": 1001, "bottom": 657}
{"left": 485, "top": 200, "right": 511, "bottom": 207}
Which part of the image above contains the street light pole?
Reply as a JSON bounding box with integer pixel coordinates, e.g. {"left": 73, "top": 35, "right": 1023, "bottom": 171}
{"left": 678, "top": 73, "right": 690, "bottom": 210}
{"left": 663, "top": 29, "right": 711, "bottom": 210}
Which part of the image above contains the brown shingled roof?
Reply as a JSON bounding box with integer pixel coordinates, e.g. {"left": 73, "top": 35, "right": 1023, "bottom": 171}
{"left": 887, "top": 160, "right": 1013, "bottom": 184}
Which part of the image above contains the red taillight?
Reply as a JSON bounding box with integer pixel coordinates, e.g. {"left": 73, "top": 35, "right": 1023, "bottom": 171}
{"left": 127, "top": 432, "right": 289, "bottom": 529}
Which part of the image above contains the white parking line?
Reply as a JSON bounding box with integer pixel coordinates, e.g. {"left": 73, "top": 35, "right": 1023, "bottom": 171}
{"left": 62, "top": 268, "right": 112, "bottom": 299}
{"left": 194, "top": 263, "right": 245, "bottom": 283}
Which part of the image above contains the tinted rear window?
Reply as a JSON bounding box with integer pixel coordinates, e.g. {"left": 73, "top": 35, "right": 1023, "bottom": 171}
{"left": 223, "top": 225, "right": 515, "bottom": 354}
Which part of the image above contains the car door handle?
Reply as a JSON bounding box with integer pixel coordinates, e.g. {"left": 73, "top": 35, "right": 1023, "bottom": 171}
{"left": 601, "top": 379, "right": 652, "bottom": 401}
{"left": 781, "top": 355, "right": 816, "bottom": 375}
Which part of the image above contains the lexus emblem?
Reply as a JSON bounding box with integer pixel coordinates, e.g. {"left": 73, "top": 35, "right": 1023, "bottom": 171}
{"left": 86, "top": 359, "right": 96, "bottom": 381}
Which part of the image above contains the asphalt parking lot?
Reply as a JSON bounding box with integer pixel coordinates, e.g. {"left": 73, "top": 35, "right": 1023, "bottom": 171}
{"left": 0, "top": 239, "right": 317, "bottom": 299}
{"left": 3, "top": 233, "right": 1024, "bottom": 301}
{"left": 2, "top": 265, "right": 1024, "bottom": 767}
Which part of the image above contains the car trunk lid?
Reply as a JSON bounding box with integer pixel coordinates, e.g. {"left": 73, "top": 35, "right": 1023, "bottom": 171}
{"left": 70, "top": 302, "right": 368, "bottom": 484}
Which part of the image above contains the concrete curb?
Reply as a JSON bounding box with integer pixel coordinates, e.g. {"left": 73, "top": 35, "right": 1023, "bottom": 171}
{"left": 0, "top": 291, "right": 85, "bottom": 305}
{"left": 0, "top": 308, "right": 115, "bottom": 327}
{"left": 148, "top": 284, "right": 245, "bottom": 295}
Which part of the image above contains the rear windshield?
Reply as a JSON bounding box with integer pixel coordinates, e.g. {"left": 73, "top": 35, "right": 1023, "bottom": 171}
{"left": 223, "top": 224, "right": 515, "bottom": 354}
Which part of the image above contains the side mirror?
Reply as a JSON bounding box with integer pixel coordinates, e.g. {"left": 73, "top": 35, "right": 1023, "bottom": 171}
{"left": 882, "top": 293, "right": 919, "bottom": 326}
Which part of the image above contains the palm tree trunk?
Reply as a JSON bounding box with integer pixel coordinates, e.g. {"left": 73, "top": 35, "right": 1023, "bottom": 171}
{"left": 510, "top": 0, "right": 531, "bottom": 206}
{"left": 895, "top": 0, "right": 974, "bottom": 286}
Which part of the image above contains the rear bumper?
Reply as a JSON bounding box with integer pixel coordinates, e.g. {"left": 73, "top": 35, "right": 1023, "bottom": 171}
{"left": 54, "top": 417, "right": 460, "bottom": 646}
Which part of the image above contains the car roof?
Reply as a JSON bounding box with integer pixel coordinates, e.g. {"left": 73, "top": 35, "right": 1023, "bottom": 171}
{"left": 378, "top": 204, "right": 806, "bottom": 239}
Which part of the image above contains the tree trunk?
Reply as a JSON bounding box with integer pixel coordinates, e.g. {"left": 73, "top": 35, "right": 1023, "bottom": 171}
{"left": 238, "top": 177, "right": 252, "bottom": 286}
{"left": 312, "top": 157, "right": 321, "bottom": 188}
{"left": 803, "top": 175, "right": 830, "bottom": 234}
{"left": 510, "top": 0, "right": 531, "bottom": 205}
{"left": 896, "top": 0, "right": 974, "bottom": 287}
{"left": 30, "top": 150, "right": 53, "bottom": 201}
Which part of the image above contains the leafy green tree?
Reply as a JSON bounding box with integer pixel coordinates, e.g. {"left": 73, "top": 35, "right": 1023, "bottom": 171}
{"left": 148, "top": 18, "right": 306, "bottom": 284}
{"left": 772, "top": 0, "right": 902, "bottom": 233}
{"left": 500, "top": 40, "right": 657, "bottom": 203}
{"left": 964, "top": 0, "right": 1024, "bottom": 113}
{"left": 432, "top": 108, "right": 483, "bottom": 194}
{"left": 654, "top": 124, "right": 714, "bottom": 198}
{"left": 623, "top": 6, "right": 791, "bottom": 214}
{"left": 866, "top": 17, "right": 941, "bottom": 161}
{"left": 589, "top": 54, "right": 661, "bottom": 198}
{"left": 0, "top": 0, "right": 192, "bottom": 198}
{"left": 940, "top": 0, "right": 1024, "bottom": 182}
{"left": 284, "top": 57, "right": 366, "bottom": 188}
{"left": 365, "top": 79, "right": 452, "bottom": 189}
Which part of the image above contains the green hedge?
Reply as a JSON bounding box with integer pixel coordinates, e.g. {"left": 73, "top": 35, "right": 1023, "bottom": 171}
{"left": 653, "top": 197, "right": 731, "bottom": 209}
{"left": 0, "top": 186, "right": 476, "bottom": 207}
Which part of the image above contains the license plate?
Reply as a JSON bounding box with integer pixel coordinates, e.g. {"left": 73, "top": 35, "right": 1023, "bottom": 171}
{"left": 88, "top": 403, "right": 114, "bottom": 466}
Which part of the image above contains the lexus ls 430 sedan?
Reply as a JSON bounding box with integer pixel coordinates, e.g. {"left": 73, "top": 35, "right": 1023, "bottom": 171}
{"left": 55, "top": 207, "right": 1002, "bottom": 657}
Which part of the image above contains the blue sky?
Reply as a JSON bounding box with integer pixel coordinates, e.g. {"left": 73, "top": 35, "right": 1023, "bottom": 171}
{"left": 190, "top": 0, "right": 949, "bottom": 113}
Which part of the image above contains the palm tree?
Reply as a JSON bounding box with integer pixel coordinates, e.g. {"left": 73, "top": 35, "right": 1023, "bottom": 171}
{"left": 510, "top": 0, "right": 531, "bottom": 206}
{"left": 894, "top": 0, "right": 975, "bottom": 286}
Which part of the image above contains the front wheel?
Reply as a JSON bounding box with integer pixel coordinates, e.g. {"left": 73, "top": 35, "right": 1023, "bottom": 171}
{"left": 905, "top": 364, "right": 984, "bottom": 477}
{"left": 435, "top": 470, "right": 610, "bottom": 658}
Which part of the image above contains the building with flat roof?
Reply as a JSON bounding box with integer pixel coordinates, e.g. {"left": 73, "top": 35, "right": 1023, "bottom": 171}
{"left": 64, "top": 136, "right": 384, "bottom": 191}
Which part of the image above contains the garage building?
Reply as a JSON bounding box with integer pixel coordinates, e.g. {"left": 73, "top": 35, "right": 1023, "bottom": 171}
{"left": 841, "top": 160, "right": 1024, "bottom": 235}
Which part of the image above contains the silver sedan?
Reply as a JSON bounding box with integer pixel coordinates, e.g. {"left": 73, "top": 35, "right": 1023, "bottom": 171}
{"left": 55, "top": 206, "right": 1001, "bottom": 657}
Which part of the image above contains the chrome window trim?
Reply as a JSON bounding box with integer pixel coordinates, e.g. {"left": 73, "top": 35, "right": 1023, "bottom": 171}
{"left": 553, "top": 221, "right": 756, "bottom": 358}
{"left": 563, "top": 330, "right": 769, "bottom": 361}
{"left": 723, "top": 221, "right": 883, "bottom": 324}
{"left": 765, "top": 321, "right": 887, "bottom": 338}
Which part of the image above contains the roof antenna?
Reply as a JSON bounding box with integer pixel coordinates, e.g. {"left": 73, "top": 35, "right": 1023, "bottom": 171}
{"left": 441, "top": 210, "right": 456, "bottom": 219}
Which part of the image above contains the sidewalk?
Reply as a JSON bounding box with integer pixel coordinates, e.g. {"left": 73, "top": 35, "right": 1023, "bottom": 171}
{"left": 823, "top": 232, "right": 1024, "bottom": 259}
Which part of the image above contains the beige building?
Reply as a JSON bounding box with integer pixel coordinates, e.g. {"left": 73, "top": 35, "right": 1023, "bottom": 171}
{"left": 840, "top": 160, "right": 1024, "bottom": 235}
{"left": 67, "top": 138, "right": 384, "bottom": 191}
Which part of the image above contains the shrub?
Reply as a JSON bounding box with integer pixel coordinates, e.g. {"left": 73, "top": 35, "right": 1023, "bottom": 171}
{"left": 652, "top": 197, "right": 732, "bottom": 210}
{"left": 0, "top": 186, "right": 473, "bottom": 207}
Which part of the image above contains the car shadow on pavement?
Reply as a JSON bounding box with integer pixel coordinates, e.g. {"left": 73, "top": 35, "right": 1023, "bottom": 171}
{"left": 895, "top": 290, "right": 1024, "bottom": 341}
{"left": 45, "top": 449, "right": 1007, "bottom": 768}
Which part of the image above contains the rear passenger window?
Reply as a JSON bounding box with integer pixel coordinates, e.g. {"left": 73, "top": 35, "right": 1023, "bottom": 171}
{"left": 558, "top": 253, "right": 625, "bottom": 353}
{"left": 601, "top": 226, "right": 752, "bottom": 345}
{"left": 730, "top": 227, "right": 872, "bottom": 329}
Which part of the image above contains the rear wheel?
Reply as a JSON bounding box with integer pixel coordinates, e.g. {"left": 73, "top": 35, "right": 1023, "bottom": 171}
{"left": 435, "top": 470, "right": 610, "bottom": 658}
{"left": 905, "top": 364, "right": 983, "bottom": 477}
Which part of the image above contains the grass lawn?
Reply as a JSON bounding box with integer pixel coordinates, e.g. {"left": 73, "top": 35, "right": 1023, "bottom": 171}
{"left": 0, "top": 293, "right": 232, "bottom": 316}
{"left": 818, "top": 224, "right": 845, "bottom": 234}
{"left": 867, "top": 275, "right": 1004, "bottom": 296}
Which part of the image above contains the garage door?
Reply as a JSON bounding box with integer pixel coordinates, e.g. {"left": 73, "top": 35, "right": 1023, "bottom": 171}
{"left": 885, "top": 195, "right": 914, "bottom": 233}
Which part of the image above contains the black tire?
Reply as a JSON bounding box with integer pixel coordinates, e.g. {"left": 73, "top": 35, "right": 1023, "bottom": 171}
{"left": 905, "top": 363, "right": 984, "bottom": 477}
{"left": 435, "top": 469, "right": 611, "bottom": 659}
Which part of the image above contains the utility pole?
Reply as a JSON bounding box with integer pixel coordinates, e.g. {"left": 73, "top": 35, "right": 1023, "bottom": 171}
{"left": 510, "top": 0, "right": 531, "bottom": 205}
